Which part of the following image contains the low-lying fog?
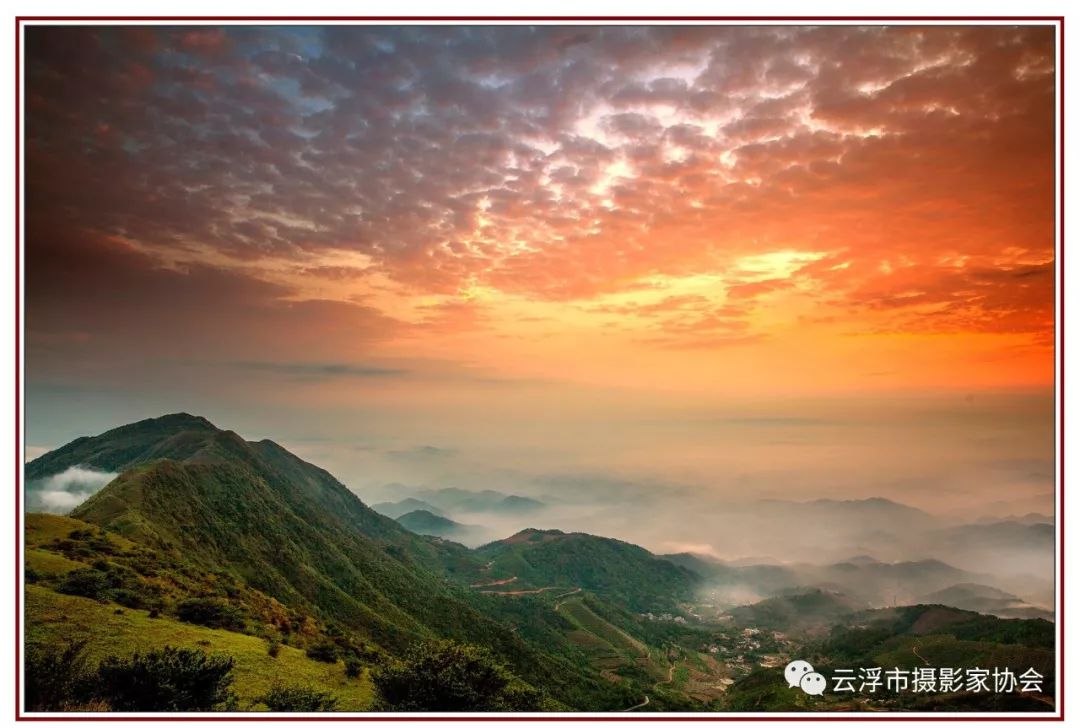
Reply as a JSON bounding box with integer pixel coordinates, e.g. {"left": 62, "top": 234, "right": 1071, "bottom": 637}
{"left": 27, "top": 391, "right": 1056, "bottom": 612}
{"left": 339, "top": 392, "right": 1055, "bottom": 611}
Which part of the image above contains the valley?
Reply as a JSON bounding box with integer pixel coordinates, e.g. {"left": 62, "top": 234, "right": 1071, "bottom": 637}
{"left": 22, "top": 414, "right": 1057, "bottom": 713}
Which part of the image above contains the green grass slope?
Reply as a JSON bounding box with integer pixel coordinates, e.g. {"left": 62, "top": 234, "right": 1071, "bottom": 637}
{"left": 474, "top": 529, "right": 699, "bottom": 612}
{"left": 25, "top": 585, "right": 374, "bottom": 710}
{"left": 25, "top": 416, "right": 676, "bottom": 711}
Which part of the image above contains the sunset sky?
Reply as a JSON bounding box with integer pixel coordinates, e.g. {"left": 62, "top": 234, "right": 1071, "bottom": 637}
{"left": 24, "top": 24, "right": 1056, "bottom": 514}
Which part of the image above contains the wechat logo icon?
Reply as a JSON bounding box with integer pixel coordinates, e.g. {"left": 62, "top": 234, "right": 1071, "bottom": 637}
{"left": 784, "top": 660, "right": 826, "bottom": 696}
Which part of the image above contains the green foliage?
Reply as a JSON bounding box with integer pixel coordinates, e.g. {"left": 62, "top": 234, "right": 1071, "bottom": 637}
{"left": 476, "top": 529, "right": 699, "bottom": 612}
{"left": 24, "top": 641, "right": 97, "bottom": 711}
{"left": 260, "top": 684, "right": 339, "bottom": 711}
{"left": 25, "top": 585, "right": 374, "bottom": 710}
{"left": 723, "top": 668, "right": 809, "bottom": 712}
{"left": 344, "top": 654, "right": 363, "bottom": 678}
{"left": 726, "top": 589, "right": 861, "bottom": 632}
{"left": 176, "top": 598, "right": 246, "bottom": 631}
{"left": 96, "top": 646, "right": 236, "bottom": 711}
{"left": 24, "top": 416, "right": 714, "bottom": 712}
{"left": 305, "top": 642, "right": 338, "bottom": 663}
{"left": 373, "top": 639, "right": 544, "bottom": 711}
{"left": 56, "top": 568, "right": 111, "bottom": 601}
{"left": 266, "top": 637, "right": 281, "bottom": 658}
{"left": 53, "top": 561, "right": 159, "bottom": 609}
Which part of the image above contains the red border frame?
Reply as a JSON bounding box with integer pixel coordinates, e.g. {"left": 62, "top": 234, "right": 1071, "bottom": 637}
{"left": 12, "top": 15, "right": 1067, "bottom": 722}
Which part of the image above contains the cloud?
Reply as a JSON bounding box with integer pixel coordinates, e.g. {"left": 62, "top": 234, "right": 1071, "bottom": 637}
{"left": 386, "top": 445, "right": 458, "bottom": 462}
{"left": 26, "top": 465, "right": 118, "bottom": 514}
{"left": 229, "top": 361, "right": 409, "bottom": 380}
{"left": 24, "top": 25, "right": 1053, "bottom": 320}
{"left": 24, "top": 24, "right": 1055, "bottom": 404}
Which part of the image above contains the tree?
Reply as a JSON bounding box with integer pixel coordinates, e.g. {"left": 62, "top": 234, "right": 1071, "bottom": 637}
{"left": 96, "top": 647, "right": 235, "bottom": 711}
{"left": 373, "top": 640, "right": 543, "bottom": 711}
{"left": 260, "top": 684, "right": 338, "bottom": 711}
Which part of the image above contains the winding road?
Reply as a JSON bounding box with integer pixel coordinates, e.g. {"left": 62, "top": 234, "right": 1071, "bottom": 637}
{"left": 553, "top": 588, "right": 583, "bottom": 610}
{"left": 624, "top": 663, "right": 676, "bottom": 711}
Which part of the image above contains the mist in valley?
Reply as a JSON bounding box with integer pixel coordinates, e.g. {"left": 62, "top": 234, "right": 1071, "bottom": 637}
{"left": 27, "top": 390, "right": 1055, "bottom": 617}
{"left": 336, "top": 391, "right": 1055, "bottom": 615}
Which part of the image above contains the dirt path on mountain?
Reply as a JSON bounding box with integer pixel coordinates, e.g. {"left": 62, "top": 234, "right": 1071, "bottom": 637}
{"left": 481, "top": 585, "right": 564, "bottom": 595}
{"left": 624, "top": 662, "right": 676, "bottom": 711}
{"left": 912, "top": 644, "right": 930, "bottom": 666}
{"left": 553, "top": 588, "right": 582, "bottom": 609}
{"left": 470, "top": 575, "right": 518, "bottom": 588}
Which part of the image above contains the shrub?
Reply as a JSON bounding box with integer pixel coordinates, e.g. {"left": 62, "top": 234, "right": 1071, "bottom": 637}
{"left": 111, "top": 588, "right": 144, "bottom": 609}
{"left": 56, "top": 568, "right": 110, "bottom": 601}
{"left": 344, "top": 655, "right": 363, "bottom": 678}
{"left": 267, "top": 638, "right": 281, "bottom": 658}
{"left": 373, "top": 640, "right": 543, "bottom": 711}
{"left": 176, "top": 598, "right": 245, "bottom": 631}
{"left": 96, "top": 646, "right": 235, "bottom": 711}
{"left": 24, "top": 641, "right": 97, "bottom": 711}
{"left": 260, "top": 684, "right": 338, "bottom": 712}
{"left": 304, "top": 642, "right": 338, "bottom": 663}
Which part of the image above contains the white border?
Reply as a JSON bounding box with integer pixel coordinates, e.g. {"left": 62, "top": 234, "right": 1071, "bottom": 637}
{"left": 4, "top": 11, "right": 1069, "bottom": 726}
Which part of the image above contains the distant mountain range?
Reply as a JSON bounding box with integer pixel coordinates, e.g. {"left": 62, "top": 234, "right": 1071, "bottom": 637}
{"left": 22, "top": 413, "right": 1057, "bottom": 713}
{"left": 371, "top": 497, "right": 447, "bottom": 520}
{"left": 376, "top": 487, "right": 547, "bottom": 516}
{"left": 663, "top": 550, "right": 1053, "bottom": 617}
{"left": 395, "top": 509, "right": 492, "bottom": 545}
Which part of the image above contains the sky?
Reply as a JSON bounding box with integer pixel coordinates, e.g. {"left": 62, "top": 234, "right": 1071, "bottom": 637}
{"left": 24, "top": 24, "right": 1056, "bottom": 516}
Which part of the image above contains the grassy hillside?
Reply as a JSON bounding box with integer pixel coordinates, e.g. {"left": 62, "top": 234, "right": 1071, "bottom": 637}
{"left": 474, "top": 529, "right": 700, "bottom": 612}
{"left": 726, "top": 589, "right": 865, "bottom": 632}
{"left": 25, "top": 585, "right": 374, "bottom": 710}
{"left": 24, "top": 416, "right": 695, "bottom": 711}
{"left": 49, "top": 416, "right": 523, "bottom": 657}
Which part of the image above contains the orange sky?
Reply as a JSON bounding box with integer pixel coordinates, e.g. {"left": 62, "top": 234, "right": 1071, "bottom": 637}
{"left": 24, "top": 24, "right": 1057, "bottom": 506}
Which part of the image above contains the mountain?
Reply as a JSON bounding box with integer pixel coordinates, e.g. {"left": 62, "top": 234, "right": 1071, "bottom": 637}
{"left": 53, "top": 416, "right": 496, "bottom": 649}
{"left": 23, "top": 413, "right": 668, "bottom": 711}
{"left": 723, "top": 604, "right": 1055, "bottom": 712}
{"left": 397, "top": 509, "right": 463, "bottom": 534}
{"left": 930, "top": 522, "right": 1054, "bottom": 592}
{"left": 395, "top": 510, "right": 491, "bottom": 546}
{"left": 919, "top": 583, "right": 1053, "bottom": 621}
{"left": 495, "top": 495, "right": 547, "bottom": 514}
{"left": 813, "top": 558, "right": 975, "bottom": 606}
{"left": 975, "top": 513, "right": 1053, "bottom": 526}
{"left": 724, "top": 588, "right": 865, "bottom": 632}
{"left": 474, "top": 528, "right": 699, "bottom": 612}
{"left": 664, "top": 552, "right": 987, "bottom": 610}
{"left": 386, "top": 487, "right": 547, "bottom": 516}
{"left": 760, "top": 497, "right": 936, "bottom": 530}
{"left": 920, "top": 582, "right": 1019, "bottom": 610}
{"left": 371, "top": 498, "right": 447, "bottom": 520}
